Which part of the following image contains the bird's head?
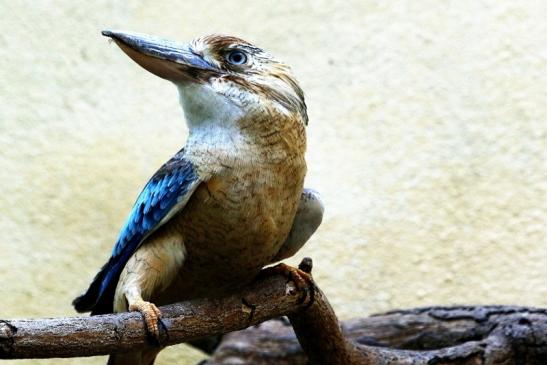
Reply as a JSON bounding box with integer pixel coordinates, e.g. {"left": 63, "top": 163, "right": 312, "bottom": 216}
{"left": 102, "top": 30, "right": 308, "bottom": 141}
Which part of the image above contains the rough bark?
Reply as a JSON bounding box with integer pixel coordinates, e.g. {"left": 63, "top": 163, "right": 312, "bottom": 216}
{"left": 206, "top": 306, "right": 547, "bottom": 365}
{"left": 0, "top": 275, "right": 310, "bottom": 359}
{"left": 1, "top": 259, "right": 546, "bottom": 364}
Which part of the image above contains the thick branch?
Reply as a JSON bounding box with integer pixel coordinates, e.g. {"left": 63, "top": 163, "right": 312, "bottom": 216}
{"left": 2, "top": 260, "right": 547, "bottom": 364}
{"left": 206, "top": 306, "right": 547, "bottom": 364}
{"left": 0, "top": 275, "right": 310, "bottom": 359}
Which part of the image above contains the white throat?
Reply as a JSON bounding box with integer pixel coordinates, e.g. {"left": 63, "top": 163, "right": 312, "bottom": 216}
{"left": 177, "top": 82, "right": 248, "bottom": 154}
{"left": 177, "top": 83, "right": 244, "bottom": 130}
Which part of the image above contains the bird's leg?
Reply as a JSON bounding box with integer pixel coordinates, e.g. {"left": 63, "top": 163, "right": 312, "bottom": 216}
{"left": 125, "top": 287, "right": 163, "bottom": 340}
{"left": 114, "top": 229, "right": 186, "bottom": 342}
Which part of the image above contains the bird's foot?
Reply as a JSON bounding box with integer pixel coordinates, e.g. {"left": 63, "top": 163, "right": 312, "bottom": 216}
{"left": 260, "top": 260, "right": 314, "bottom": 303}
{"left": 129, "top": 300, "right": 163, "bottom": 341}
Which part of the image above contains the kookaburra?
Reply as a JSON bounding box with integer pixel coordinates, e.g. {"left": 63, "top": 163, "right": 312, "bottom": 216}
{"left": 73, "top": 30, "right": 323, "bottom": 365}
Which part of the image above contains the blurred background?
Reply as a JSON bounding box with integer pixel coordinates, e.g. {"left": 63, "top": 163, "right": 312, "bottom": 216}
{"left": 1, "top": 0, "right": 546, "bottom": 364}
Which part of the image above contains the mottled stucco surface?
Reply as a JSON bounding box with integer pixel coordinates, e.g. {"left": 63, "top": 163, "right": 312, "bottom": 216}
{"left": 1, "top": 1, "right": 546, "bottom": 364}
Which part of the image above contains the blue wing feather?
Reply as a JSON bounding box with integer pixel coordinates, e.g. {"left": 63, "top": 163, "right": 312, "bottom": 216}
{"left": 73, "top": 149, "right": 201, "bottom": 314}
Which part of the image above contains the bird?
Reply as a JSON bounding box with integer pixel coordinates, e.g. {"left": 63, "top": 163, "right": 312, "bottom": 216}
{"left": 73, "top": 30, "right": 324, "bottom": 365}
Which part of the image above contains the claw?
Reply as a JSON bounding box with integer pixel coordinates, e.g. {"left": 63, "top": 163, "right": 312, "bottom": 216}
{"left": 129, "top": 300, "right": 163, "bottom": 341}
{"left": 260, "top": 262, "right": 315, "bottom": 303}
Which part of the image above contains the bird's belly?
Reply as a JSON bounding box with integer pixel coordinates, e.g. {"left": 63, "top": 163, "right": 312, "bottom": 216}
{"left": 156, "top": 164, "right": 305, "bottom": 302}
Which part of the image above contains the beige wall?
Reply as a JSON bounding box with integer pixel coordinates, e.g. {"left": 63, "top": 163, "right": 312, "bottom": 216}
{"left": 1, "top": 1, "right": 546, "bottom": 364}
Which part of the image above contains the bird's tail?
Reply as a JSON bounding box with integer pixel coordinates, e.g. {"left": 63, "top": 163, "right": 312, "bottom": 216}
{"left": 107, "top": 349, "right": 160, "bottom": 365}
{"left": 73, "top": 257, "right": 121, "bottom": 315}
{"left": 72, "top": 269, "right": 106, "bottom": 313}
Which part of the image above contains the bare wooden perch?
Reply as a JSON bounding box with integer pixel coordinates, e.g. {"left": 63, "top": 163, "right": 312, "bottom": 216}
{"left": 1, "top": 259, "right": 547, "bottom": 364}
{"left": 207, "top": 305, "right": 547, "bottom": 364}
{"left": 0, "top": 273, "right": 310, "bottom": 359}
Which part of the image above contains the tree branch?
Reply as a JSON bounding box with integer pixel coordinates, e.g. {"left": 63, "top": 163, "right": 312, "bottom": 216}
{"left": 206, "top": 305, "right": 547, "bottom": 364}
{"left": 2, "top": 259, "right": 547, "bottom": 364}
{"left": 0, "top": 275, "right": 310, "bottom": 359}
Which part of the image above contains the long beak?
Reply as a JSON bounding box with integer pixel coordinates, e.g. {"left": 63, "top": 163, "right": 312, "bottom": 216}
{"left": 102, "top": 30, "right": 216, "bottom": 82}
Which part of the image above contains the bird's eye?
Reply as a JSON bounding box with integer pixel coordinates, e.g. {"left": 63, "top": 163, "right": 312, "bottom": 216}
{"left": 226, "top": 50, "right": 248, "bottom": 65}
